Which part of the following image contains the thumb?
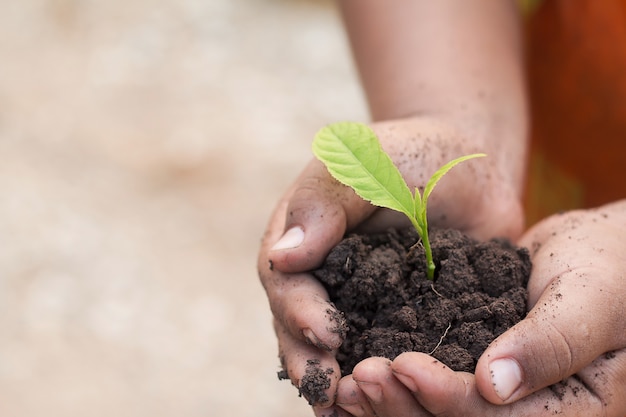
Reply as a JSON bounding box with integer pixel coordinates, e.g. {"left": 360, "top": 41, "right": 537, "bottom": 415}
{"left": 475, "top": 207, "right": 626, "bottom": 404}
{"left": 475, "top": 265, "right": 624, "bottom": 404}
{"left": 269, "top": 159, "right": 373, "bottom": 273}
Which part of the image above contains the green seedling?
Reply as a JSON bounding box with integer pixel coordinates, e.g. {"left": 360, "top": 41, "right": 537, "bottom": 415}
{"left": 312, "top": 121, "right": 485, "bottom": 280}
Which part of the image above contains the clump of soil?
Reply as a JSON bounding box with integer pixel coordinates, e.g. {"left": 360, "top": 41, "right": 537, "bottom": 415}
{"left": 313, "top": 227, "right": 531, "bottom": 377}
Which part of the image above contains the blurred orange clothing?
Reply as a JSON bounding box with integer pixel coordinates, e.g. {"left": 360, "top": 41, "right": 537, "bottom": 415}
{"left": 524, "top": 0, "right": 626, "bottom": 225}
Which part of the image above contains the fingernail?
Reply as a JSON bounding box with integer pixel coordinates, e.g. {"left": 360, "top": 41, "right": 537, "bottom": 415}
{"left": 271, "top": 226, "right": 304, "bottom": 250}
{"left": 303, "top": 328, "right": 332, "bottom": 351}
{"left": 391, "top": 371, "right": 418, "bottom": 392}
{"left": 489, "top": 358, "right": 522, "bottom": 402}
{"left": 356, "top": 381, "right": 383, "bottom": 403}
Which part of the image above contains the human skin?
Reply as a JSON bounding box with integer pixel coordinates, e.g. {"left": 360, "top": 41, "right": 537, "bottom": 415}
{"left": 330, "top": 201, "right": 626, "bottom": 417}
{"left": 257, "top": 0, "right": 528, "bottom": 412}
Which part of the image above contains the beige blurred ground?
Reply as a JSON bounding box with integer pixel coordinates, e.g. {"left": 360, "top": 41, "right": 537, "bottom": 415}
{"left": 0, "top": 0, "right": 367, "bottom": 415}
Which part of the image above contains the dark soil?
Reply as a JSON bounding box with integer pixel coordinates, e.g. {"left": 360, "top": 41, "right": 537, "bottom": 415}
{"left": 296, "top": 227, "right": 531, "bottom": 402}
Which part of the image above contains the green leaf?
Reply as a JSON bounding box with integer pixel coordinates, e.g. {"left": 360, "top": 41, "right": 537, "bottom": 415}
{"left": 421, "top": 153, "right": 487, "bottom": 211}
{"left": 312, "top": 122, "right": 415, "bottom": 218}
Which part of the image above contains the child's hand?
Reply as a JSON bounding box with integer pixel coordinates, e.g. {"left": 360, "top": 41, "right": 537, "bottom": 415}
{"left": 257, "top": 117, "right": 525, "bottom": 411}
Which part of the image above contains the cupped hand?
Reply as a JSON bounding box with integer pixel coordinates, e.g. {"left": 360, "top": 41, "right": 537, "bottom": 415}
{"left": 257, "top": 117, "right": 524, "bottom": 412}
{"left": 329, "top": 200, "right": 626, "bottom": 417}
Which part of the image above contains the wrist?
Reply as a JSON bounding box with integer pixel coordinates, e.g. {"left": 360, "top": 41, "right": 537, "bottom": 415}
{"left": 369, "top": 116, "right": 525, "bottom": 240}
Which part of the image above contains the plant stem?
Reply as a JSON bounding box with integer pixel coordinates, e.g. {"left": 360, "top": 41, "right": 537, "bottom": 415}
{"left": 422, "top": 232, "right": 435, "bottom": 280}
{"left": 409, "top": 217, "right": 436, "bottom": 280}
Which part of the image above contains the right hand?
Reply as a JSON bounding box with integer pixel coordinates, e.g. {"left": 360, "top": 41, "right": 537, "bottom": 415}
{"left": 257, "top": 116, "right": 524, "bottom": 415}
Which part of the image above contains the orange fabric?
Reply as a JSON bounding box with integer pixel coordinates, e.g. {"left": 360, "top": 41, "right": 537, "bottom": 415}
{"left": 524, "top": 0, "right": 626, "bottom": 225}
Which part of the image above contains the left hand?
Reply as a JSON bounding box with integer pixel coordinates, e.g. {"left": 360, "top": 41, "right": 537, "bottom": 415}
{"left": 318, "top": 200, "right": 626, "bottom": 417}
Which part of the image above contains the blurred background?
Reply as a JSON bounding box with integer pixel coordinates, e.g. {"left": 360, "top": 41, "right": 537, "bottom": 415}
{"left": 0, "top": 0, "right": 367, "bottom": 415}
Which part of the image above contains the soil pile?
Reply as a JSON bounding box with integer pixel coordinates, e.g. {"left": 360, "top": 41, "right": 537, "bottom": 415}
{"left": 313, "top": 227, "right": 531, "bottom": 376}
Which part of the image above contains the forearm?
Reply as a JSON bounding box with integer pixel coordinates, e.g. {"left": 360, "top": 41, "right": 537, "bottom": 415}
{"left": 339, "top": 0, "right": 528, "bottom": 190}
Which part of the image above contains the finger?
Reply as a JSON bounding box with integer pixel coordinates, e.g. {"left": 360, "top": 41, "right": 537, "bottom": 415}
{"left": 313, "top": 406, "right": 353, "bottom": 417}
{"left": 335, "top": 374, "right": 376, "bottom": 417}
{"left": 392, "top": 351, "right": 626, "bottom": 416}
{"left": 268, "top": 159, "right": 373, "bottom": 273}
{"left": 275, "top": 319, "right": 342, "bottom": 408}
{"left": 313, "top": 403, "right": 354, "bottom": 417}
{"left": 259, "top": 199, "right": 347, "bottom": 351}
{"left": 265, "top": 269, "right": 346, "bottom": 351}
{"left": 476, "top": 211, "right": 626, "bottom": 404}
{"left": 351, "top": 357, "right": 429, "bottom": 417}
{"left": 392, "top": 353, "right": 483, "bottom": 416}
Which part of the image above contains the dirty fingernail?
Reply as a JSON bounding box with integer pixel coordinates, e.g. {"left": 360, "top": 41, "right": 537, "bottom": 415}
{"left": 303, "top": 328, "right": 331, "bottom": 351}
{"left": 271, "top": 226, "right": 304, "bottom": 250}
{"left": 356, "top": 381, "right": 383, "bottom": 403}
{"left": 490, "top": 358, "right": 522, "bottom": 402}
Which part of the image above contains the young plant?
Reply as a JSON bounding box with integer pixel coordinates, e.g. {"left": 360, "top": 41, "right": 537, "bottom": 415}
{"left": 312, "top": 121, "right": 485, "bottom": 280}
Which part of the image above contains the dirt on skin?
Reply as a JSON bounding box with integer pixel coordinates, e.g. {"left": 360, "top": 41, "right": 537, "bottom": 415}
{"left": 313, "top": 227, "right": 531, "bottom": 378}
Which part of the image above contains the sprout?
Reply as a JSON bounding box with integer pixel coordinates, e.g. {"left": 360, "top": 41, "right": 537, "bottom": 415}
{"left": 312, "top": 121, "right": 485, "bottom": 279}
